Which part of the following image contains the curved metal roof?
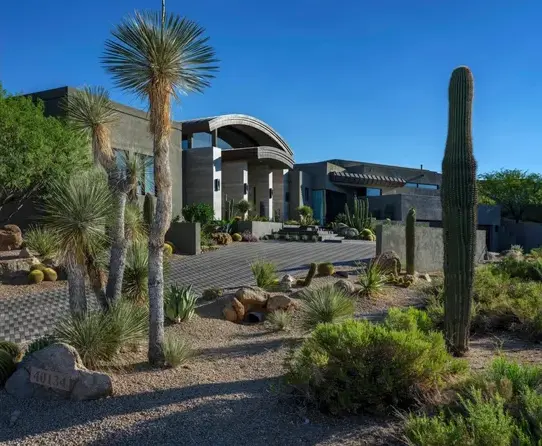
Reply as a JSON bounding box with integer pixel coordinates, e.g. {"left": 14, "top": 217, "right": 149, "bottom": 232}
{"left": 181, "top": 114, "right": 293, "bottom": 157}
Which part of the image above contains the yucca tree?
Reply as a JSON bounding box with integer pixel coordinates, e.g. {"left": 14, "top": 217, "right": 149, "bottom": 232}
{"left": 44, "top": 171, "right": 113, "bottom": 316}
{"left": 103, "top": 8, "right": 217, "bottom": 364}
{"left": 121, "top": 151, "right": 153, "bottom": 203}
{"left": 62, "top": 86, "right": 130, "bottom": 309}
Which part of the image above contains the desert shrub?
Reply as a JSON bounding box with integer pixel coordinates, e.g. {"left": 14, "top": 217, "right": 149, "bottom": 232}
{"left": 251, "top": 260, "right": 278, "bottom": 289}
{"left": 29, "top": 263, "right": 47, "bottom": 272}
{"left": 317, "top": 262, "right": 335, "bottom": 276}
{"left": 211, "top": 232, "right": 233, "bottom": 245}
{"left": 28, "top": 269, "right": 44, "bottom": 283}
{"left": 42, "top": 268, "right": 58, "bottom": 282}
{"left": 287, "top": 319, "right": 463, "bottom": 414}
{"left": 384, "top": 307, "right": 434, "bottom": 334}
{"left": 0, "top": 341, "right": 22, "bottom": 361}
{"left": 201, "top": 287, "right": 223, "bottom": 301}
{"left": 530, "top": 246, "right": 542, "bottom": 259}
{"left": 358, "top": 261, "right": 387, "bottom": 297}
{"left": 299, "top": 285, "right": 355, "bottom": 330}
{"left": 182, "top": 203, "right": 214, "bottom": 225}
{"left": 267, "top": 310, "right": 292, "bottom": 331}
{"left": 232, "top": 232, "right": 242, "bottom": 242}
{"left": 241, "top": 230, "right": 258, "bottom": 242}
{"left": 236, "top": 199, "right": 251, "bottom": 217}
{"left": 164, "top": 284, "right": 198, "bottom": 323}
{"left": 123, "top": 240, "right": 149, "bottom": 303}
{"left": 107, "top": 299, "right": 148, "bottom": 347}
{"left": 495, "top": 257, "right": 542, "bottom": 281}
{"left": 297, "top": 205, "right": 314, "bottom": 226}
{"left": 0, "top": 350, "right": 16, "bottom": 385}
{"left": 163, "top": 242, "right": 174, "bottom": 257}
{"left": 24, "top": 226, "right": 59, "bottom": 261}
{"left": 163, "top": 335, "right": 194, "bottom": 368}
{"left": 285, "top": 219, "right": 299, "bottom": 225}
{"left": 26, "top": 335, "right": 57, "bottom": 355}
{"left": 124, "top": 203, "right": 147, "bottom": 242}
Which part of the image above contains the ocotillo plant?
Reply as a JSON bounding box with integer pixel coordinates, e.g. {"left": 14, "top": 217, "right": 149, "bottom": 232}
{"left": 442, "top": 66, "right": 478, "bottom": 355}
{"left": 344, "top": 198, "right": 372, "bottom": 232}
{"left": 143, "top": 193, "right": 155, "bottom": 227}
{"left": 406, "top": 208, "right": 416, "bottom": 275}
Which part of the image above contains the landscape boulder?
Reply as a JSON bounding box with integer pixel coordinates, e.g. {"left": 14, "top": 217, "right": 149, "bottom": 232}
{"left": 333, "top": 279, "right": 357, "bottom": 295}
{"left": 235, "top": 286, "right": 268, "bottom": 309}
{"left": 344, "top": 228, "right": 359, "bottom": 239}
{"left": 0, "top": 225, "right": 23, "bottom": 251}
{"left": 223, "top": 303, "right": 238, "bottom": 322}
{"left": 231, "top": 297, "right": 246, "bottom": 321}
{"left": 267, "top": 294, "right": 294, "bottom": 312}
{"left": 375, "top": 251, "right": 401, "bottom": 276}
{"left": 5, "top": 343, "right": 112, "bottom": 401}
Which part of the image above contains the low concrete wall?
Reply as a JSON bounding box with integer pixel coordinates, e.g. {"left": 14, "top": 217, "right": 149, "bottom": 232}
{"left": 166, "top": 222, "right": 200, "bottom": 255}
{"left": 376, "top": 225, "right": 487, "bottom": 273}
{"left": 236, "top": 221, "right": 283, "bottom": 239}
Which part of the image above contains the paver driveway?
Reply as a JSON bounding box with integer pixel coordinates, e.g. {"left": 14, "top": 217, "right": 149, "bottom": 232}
{"left": 0, "top": 241, "right": 375, "bottom": 343}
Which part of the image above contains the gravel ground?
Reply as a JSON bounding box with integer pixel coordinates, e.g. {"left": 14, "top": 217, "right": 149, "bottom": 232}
{"left": 0, "top": 274, "right": 418, "bottom": 446}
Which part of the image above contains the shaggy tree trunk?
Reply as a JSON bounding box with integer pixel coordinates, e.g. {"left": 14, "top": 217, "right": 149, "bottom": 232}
{"left": 67, "top": 262, "right": 87, "bottom": 317}
{"left": 87, "top": 258, "right": 108, "bottom": 309}
{"left": 106, "top": 179, "right": 128, "bottom": 308}
{"left": 148, "top": 132, "right": 172, "bottom": 365}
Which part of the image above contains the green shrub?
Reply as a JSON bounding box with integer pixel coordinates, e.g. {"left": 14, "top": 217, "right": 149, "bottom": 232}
{"left": 163, "top": 335, "right": 193, "bottom": 368}
{"left": 26, "top": 335, "right": 57, "bottom": 355}
{"left": 251, "top": 260, "right": 278, "bottom": 289}
{"left": 236, "top": 199, "right": 251, "bottom": 217}
{"left": 24, "top": 226, "right": 59, "bottom": 261}
{"left": 384, "top": 307, "right": 434, "bottom": 334}
{"left": 42, "top": 268, "right": 58, "bottom": 282}
{"left": 267, "top": 310, "right": 293, "bottom": 331}
{"left": 124, "top": 202, "right": 147, "bottom": 242}
{"left": 182, "top": 203, "right": 215, "bottom": 225}
{"left": 107, "top": 299, "right": 148, "bottom": 347}
{"left": 287, "top": 319, "right": 463, "bottom": 414}
{"left": 28, "top": 269, "right": 44, "bottom": 283}
{"left": 495, "top": 257, "right": 542, "bottom": 281}
{"left": 0, "top": 350, "right": 16, "bottom": 385}
{"left": 163, "top": 242, "right": 174, "bottom": 257}
{"left": 29, "top": 263, "right": 47, "bottom": 272}
{"left": 123, "top": 240, "right": 149, "bottom": 303}
{"left": 299, "top": 285, "right": 355, "bottom": 330}
{"left": 201, "top": 287, "right": 223, "bottom": 301}
{"left": 164, "top": 284, "right": 198, "bottom": 323}
{"left": 232, "top": 233, "right": 242, "bottom": 242}
{"left": 0, "top": 341, "right": 22, "bottom": 361}
{"left": 404, "top": 412, "right": 469, "bottom": 446}
{"left": 358, "top": 261, "right": 387, "bottom": 297}
{"left": 317, "top": 262, "right": 335, "bottom": 276}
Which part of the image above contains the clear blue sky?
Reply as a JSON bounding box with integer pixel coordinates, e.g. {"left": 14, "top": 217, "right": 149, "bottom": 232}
{"left": 1, "top": 0, "right": 541, "bottom": 173}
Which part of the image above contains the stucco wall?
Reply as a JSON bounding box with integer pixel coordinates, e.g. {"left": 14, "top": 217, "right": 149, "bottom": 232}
{"left": 183, "top": 148, "right": 221, "bottom": 219}
{"left": 498, "top": 219, "right": 542, "bottom": 252}
{"left": 375, "top": 224, "right": 487, "bottom": 273}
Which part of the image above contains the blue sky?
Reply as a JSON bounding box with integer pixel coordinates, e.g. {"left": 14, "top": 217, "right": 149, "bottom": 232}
{"left": 1, "top": 0, "right": 541, "bottom": 173}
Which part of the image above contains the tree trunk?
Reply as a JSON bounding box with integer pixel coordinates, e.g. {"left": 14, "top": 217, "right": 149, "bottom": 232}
{"left": 148, "top": 132, "right": 172, "bottom": 365}
{"left": 66, "top": 262, "right": 87, "bottom": 317}
{"left": 106, "top": 185, "right": 128, "bottom": 307}
{"left": 87, "top": 259, "right": 108, "bottom": 310}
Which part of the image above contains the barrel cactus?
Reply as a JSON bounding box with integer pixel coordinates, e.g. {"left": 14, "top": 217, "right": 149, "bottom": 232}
{"left": 317, "top": 262, "right": 335, "bottom": 277}
{"left": 0, "top": 350, "right": 16, "bottom": 385}
{"left": 163, "top": 242, "right": 174, "bottom": 257}
{"left": 406, "top": 208, "right": 416, "bottom": 275}
{"left": 232, "top": 233, "right": 242, "bottom": 242}
{"left": 442, "top": 66, "right": 478, "bottom": 355}
{"left": 43, "top": 268, "right": 58, "bottom": 282}
{"left": 28, "top": 269, "right": 44, "bottom": 283}
{"left": 143, "top": 192, "right": 155, "bottom": 227}
{"left": 304, "top": 263, "right": 318, "bottom": 286}
{"left": 30, "top": 263, "right": 46, "bottom": 272}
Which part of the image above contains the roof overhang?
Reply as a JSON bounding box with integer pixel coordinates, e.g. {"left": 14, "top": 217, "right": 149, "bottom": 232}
{"left": 329, "top": 171, "right": 406, "bottom": 188}
{"left": 221, "top": 146, "right": 294, "bottom": 169}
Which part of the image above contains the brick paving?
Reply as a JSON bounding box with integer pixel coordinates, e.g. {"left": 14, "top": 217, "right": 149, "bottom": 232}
{"left": 0, "top": 241, "right": 374, "bottom": 343}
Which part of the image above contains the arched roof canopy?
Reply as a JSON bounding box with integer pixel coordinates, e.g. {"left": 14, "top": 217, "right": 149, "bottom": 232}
{"left": 181, "top": 114, "right": 294, "bottom": 158}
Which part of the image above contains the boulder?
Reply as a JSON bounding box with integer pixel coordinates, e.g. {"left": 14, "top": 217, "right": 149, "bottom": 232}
{"left": 235, "top": 286, "right": 268, "bottom": 308}
{"left": 333, "top": 279, "right": 356, "bottom": 295}
{"left": 279, "top": 274, "right": 295, "bottom": 292}
{"left": 344, "top": 228, "right": 359, "bottom": 239}
{"left": 375, "top": 251, "right": 401, "bottom": 276}
{"left": 5, "top": 343, "right": 112, "bottom": 401}
{"left": 223, "top": 303, "right": 238, "bottom": 322}
{"left": 336, "top": 225, "right": 350, "bottom": 237}
{"left": 0, "top": 257, "right": 40, "bottom": 279}
{"left": 267, "top": 294, "right": 293, "bottom": 312}
{"left": 231, "top": 297, "right": 245, "bottom": 321}
{"left": 0, "top": 225, "right": 23, "bottom": 251}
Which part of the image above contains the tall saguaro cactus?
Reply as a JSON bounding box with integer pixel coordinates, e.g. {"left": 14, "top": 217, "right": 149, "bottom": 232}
{"left": 406, "top": 208, "right": 416, "bottom": 275}
{"left": 441, "top": 66, "right": 478, "bottom": 355}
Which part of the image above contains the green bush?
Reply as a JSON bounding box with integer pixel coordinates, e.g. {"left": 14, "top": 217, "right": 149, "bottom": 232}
{"left": 236, "top": 199, "right": 251, "bottom": 217}
{"left": 299, "top": 285, "right": 355, "bottom": 330}
{"left": 28, "top": 269, "right": 44, "bottom": 283}
{"left": 0, "top": 350, "right": 16, "bottom": 385}
{"left": 358, "top": 260, "right": 387, "bottom": 297}
{"left": 26, "top": 335, "right": 57, "bottom": 355}
{"left": 297, "top": 205, "right": 314, "bottom": 226}
{"left": 251, "top": 260, "right": 278, "bottom": 289}
{"left": 123, "top": 240, "right": 149, "bottom": 303}
{"left": 163, "top": 335, "right": 193, "bottom": 368}
{"left": 384, "top": 307, "right": 434, "bottom": 334}
{"left": 287, "top": 319, "right": 463, "bottom": 414}
{"left": 317, "top": 262, "right": 335, "bottom": 276}
{"left": 164, "top": 284, "right": 198, "bottom": 323}
{"left": 24, "top": 226, "right": 59, "bottom": 261}
{"left": 267, "top": 310, "right": 293, "bottom": 331}
{"left": 42, "top": 268, "right": 58, "bottom": 282}
{"left": 0, "top": 341, "right": 22, "bottom": 361}
{"left": 232, "top": 233, "right": 242, "bottom": 242}
{"left": 495, "top": 257, "right": 542, "bottom": 281}
{"left": 182, "top": 203, "right": 215, "bottom": 225}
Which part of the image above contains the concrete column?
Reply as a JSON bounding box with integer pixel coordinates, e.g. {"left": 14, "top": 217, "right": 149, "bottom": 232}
{"left": 248, "top": 165, "right": 273, "bottom": 219}
{"left": 222, "top": 161, "right": 248, "bottom": 217}
{"left": 272, "top": 169, "right": 286, "bottom": 222}
{"left": 211, "top": 129, "right": 218, "bottom": 147}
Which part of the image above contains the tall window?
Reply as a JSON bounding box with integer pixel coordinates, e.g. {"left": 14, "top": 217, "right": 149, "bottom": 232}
{"left": 304, "top": 187, "right": 310, "bottom": 202}
{"left": 366, "top": 188, "right": 381, "bottom": 196}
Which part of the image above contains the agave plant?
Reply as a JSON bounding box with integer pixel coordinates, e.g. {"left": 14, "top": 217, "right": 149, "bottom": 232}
{"left": 164, "top": 284, "right": 198, "bottom": 323}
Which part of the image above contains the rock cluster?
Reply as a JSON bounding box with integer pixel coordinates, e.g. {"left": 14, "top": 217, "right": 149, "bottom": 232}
{"left": 223, "top": 286, "right": 295, "bottom": 323}
{"left": 0, "top": 225, "right": 23, "bottom": 251}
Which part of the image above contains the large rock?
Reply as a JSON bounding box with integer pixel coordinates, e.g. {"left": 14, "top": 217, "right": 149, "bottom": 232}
{"left": 235, "top": 286, "right": 268, "bottom": 309}
{"left": 5, "top": 343, "right": 112, "bottom": 401}
{"left": 333, "top": 279, "right": 356, "bottom": 295}
{"left": 375, "top": 251, "right": 401, "bottom": 276}
{"left": 0, "top": 225, "right": 23, "bottom": 251}
{"left": 267, "top": 294, "right": 293, "bottom": 312}
{"left": 231, "top": 297, "right": 245, "bottom": 321}
{"left": 279, "top": 274, "right": 295, "bottom": 292}
{"left": 0, "top": 256, "right": 40, "bottom": 279}
{"left": 344, "top": 228, "right": 359, "bottom": 239}
{"left": 223, "top": 303, "right": 238, "bottom": 322}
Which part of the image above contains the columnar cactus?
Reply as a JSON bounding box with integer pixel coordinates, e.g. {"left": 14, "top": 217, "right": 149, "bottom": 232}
{"left": 344, "top": 198, "right": 372, "bottom": 231}
{"left": 406, "top": 208, "right": 416, "bottom": 275}
{"left": 143, "top": 193, "right": 155, "bottom": 227}
{"left": 304, "top": 263, "right": 318, "bottom": 287}
{"left": 441, "top": 66, "right": 478, "bottom": 355}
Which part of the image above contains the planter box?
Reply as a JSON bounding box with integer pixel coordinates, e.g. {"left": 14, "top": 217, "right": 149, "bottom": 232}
{"left": 236, "top": 221, "right": 283, "bottom": 239}
{"left": 166, "top": 222, "right": 200, "bottom": 255}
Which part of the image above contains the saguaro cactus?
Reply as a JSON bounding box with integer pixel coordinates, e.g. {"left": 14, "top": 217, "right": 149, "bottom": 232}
{"left": 442, "top": 66, "right": 478, "bottom": 355}
{"left": 143, "top": 193, "right": 155, "bottom": 227}
{"left": 406, "top": 208, "right": 416, "bottom": 275}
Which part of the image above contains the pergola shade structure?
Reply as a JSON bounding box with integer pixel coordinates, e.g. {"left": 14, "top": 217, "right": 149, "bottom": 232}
{"left": 329, "top": 171, "right": 407, "bottom": 188}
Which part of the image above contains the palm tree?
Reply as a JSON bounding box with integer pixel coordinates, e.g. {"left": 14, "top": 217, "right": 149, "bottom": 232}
{"left": 62, "top": 87, "right": 130, "bottom": 309}
{"left": 103, "top": 9, "right": 217, "bottom": 364}
{"left": 44, "top": 170, "right": 113, "bottom": 316}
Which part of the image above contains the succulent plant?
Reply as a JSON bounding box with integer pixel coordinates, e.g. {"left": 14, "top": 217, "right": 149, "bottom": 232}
{"left": 0, "top": 350, "right": 16, "bottom": 385}
{"left": 232, "top": 233, "right": 242, "bottom": 242}
{"left": 143, "top": 192, "right": 155, "bottom": 227}
{"left": 0, "top": 341, "right": 22, "bottom": 361}
{"left": 360, "top": 228, "right": 375, "bottom": 241}
{"left": 406, "top": 208, "right": 416, "bottom": 275}
{"left": 304, "top": 263, "right": 318, "bottom": 286}
{"left": 344, "top": 198, "right": 372, "bottom": 232}
{"left": 43, "top": 268, "right": 58, "bottom": 282}
{"left": 441, "top": 66, "right": 477, "bottom": 355}
{"left": 28, "top": 269, "right": 44, "bottom": 284}
{"left": 163, "top": 242, "right": 174, "bottom": 257}
{"left": 318, "top": 262, "right": 335, "bottom": 277}
{"left": 29, "top": 263, "right": 47, "bottom": 272}
{"left": 164, "top": 284, "right": 198, "bottom": 323}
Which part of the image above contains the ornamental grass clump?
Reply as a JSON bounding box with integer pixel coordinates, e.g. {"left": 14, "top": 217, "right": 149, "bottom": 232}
{"left": 267, "top": 310, "right": 293, "bottom": 331}
{"left": 24, "top": 226, "right": 59, "bottom": 261}
{"left": 299, "top": 285, "right": 355, "bottom": 330}
{"left": 358, "top": 260, "right": 387, "bottom": 297}
{"left": 251, "top": 259, "right": 278, "bottom": 289}
{"left": 163, "top": 335, "right": 194, "bottom": 368}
